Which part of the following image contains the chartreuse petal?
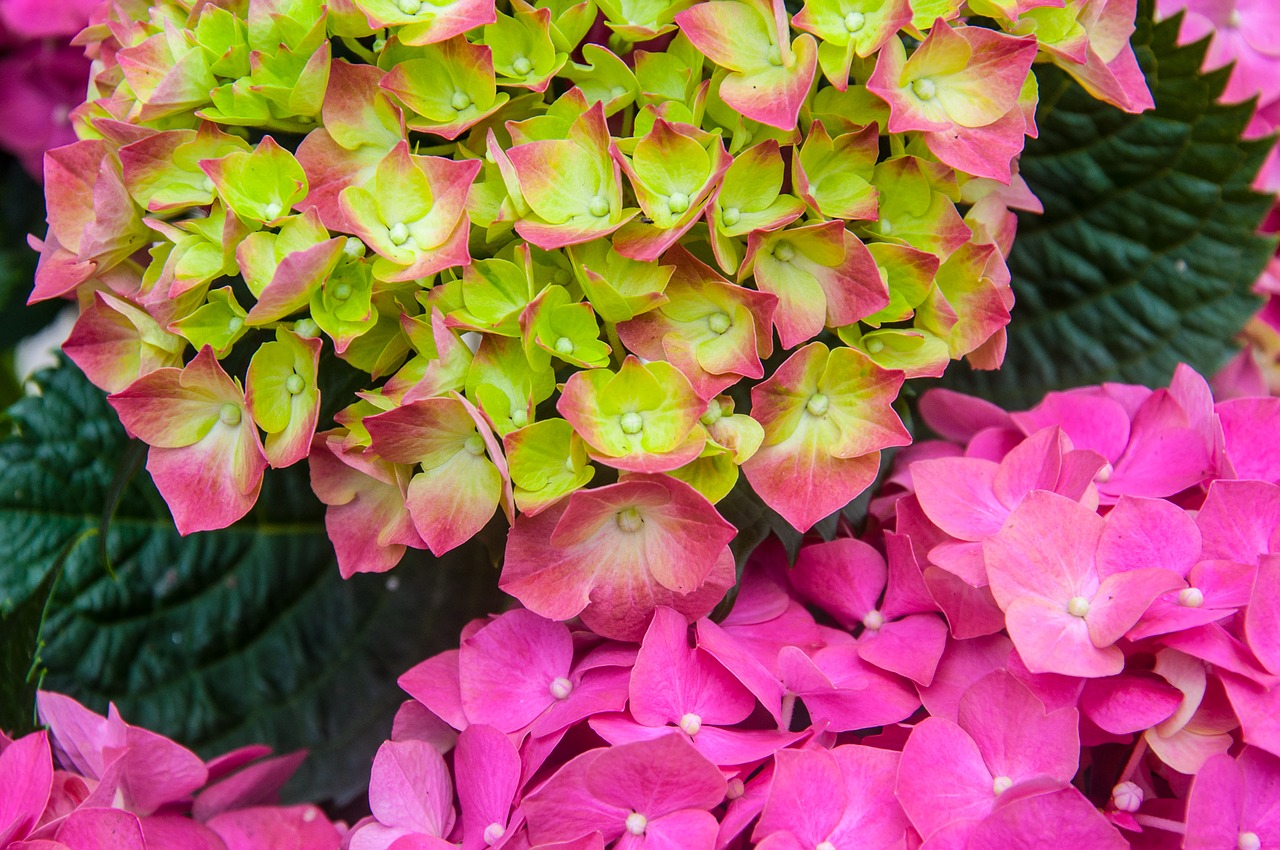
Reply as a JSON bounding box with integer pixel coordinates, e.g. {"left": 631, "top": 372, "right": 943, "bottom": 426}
{"left": 381, "top": 37, "right": 507, "bottom": 139}
{"left": 570, "top": 239, "right": 673, "bottom": 322}
{"left": 861, "top": 242, "right": 940, "bottom": 326}
{"left": 506, "top": 417, "right": 595, "bottom": 514}
{"left": 532, "top": 0, "right": 598, "bottom": 52}
{"left": 837, "top": 325, "right": 951, "bottom": 377}
{"left": 311, "top": 257, "right": 377, "bottom": 353}
{"left": 863, "top": 156, "right": 969, "bottom": 259}
{"left": 465, "top": 335, "right": 556, "bottom": 435}
{"left": 559, "top": 44, "right": 638, "bottom": 114}
{"left": 484, "top": 9, "right": 565, "bottom": 90}
{"left": 525, "top": 286, "right": 612, "bottom": 369}
{"left": 451, "top": 257, "right": 534, "bottom": 336}
{"left": 796, "top": 122, "right": 879, "bottom": 220}
{"left": 202, "top": 136, "right": 308, "bottom": 225}
{"left": 667, "top": 446, "right": 739, "bottom": 503}
{"left": 338, "top": 292, "right": 415, "bottom": 376}
{"left": 246, "top": 0, "right": 326, "bottom": 53}
{"left": 597, "top": 0, "right": 693, "bottom": 41}
{"left": 194, "top": 4, "right": 251, "bottom": 77}
{"left": 246, "top": 327, "right": 320, "bottom": 436}
{"left": 171, "top": 288, "right": 249, "bottom": 358}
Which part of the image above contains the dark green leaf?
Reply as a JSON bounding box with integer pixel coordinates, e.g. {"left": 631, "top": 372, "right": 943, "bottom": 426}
{"left": 0, "top": 559, "right": 62, "bottom": 735}
{"left": 941, "top": 4, "right": 1276, "bottom": 408}
{"left": 0, "top": 358, "right": 505, "bottom": 803}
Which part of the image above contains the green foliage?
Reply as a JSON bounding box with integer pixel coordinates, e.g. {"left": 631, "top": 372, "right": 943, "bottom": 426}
{"left": 0, "top": 358, "right": 504, "bottom": 803}
{"left": 941, "top": 6, "right": 1277, "bottom": 408}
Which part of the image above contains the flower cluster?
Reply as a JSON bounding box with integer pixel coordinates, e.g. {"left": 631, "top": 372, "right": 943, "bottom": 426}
{"left": 336, "top": 363, "right": 1280, "bottom": 849}
{"left": 0, "top": 0, "right": 95, "bottom": 176}
{"left": 33, "top": 0, "right": 1151, "bottom": 607}
{"left": 0, "top": 692, "right": 344, "bottom": 849}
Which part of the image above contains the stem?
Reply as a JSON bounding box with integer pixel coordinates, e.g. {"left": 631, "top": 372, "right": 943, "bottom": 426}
{"left": 339, "top": 36, "right": 376, "bottom": 64}
{"left": 1134, "top": 814, "right": 1186, "bottom": 835}
{"left": 604, "top": 321, "right": 625, "bottom": 367}
{"left": 1119, "top": 736, "right": 1148, "bottom": 783}
{"left": 779, "top": 692, "right": 795, "bottom": 733}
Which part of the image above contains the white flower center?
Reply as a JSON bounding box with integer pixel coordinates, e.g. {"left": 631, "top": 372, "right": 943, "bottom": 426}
{"left": 668, "top": 192, "right": 690, "bottom": 214}
{"left": 388, "top": 222, "right": 410, "bottom": 246}
{"left": 263, "top": 201, "right": 282, "bottom": 220}
{"left": 344, "top": 236, "right": 365, "bottom": 259}
{"left": 1178, "top": 587, "right": 1204, "bottom": 608}
{"left": 1067, "top": 596, "right": 1091, "bottom": 618}
{"left": 679, "top": 712, "right": 702, "bottom": 736}
{"left": 549, "top": 677, "right": 573, "bottom": 700}
{"left": 708, "top": 312, "right": 731, "bottom": 334}
{"left": 862, "top": 610, "right": 885, "bottom": 631}
{"left": 817, "top": 843, "right": 837, "bottom": 850}
{"left": 554, "top": 336, "right": 575, "bottom": 356}
{"left": 992, "top": 775, "right": 1013, "bottom": 796}
{"left": 464, "top": 434, "right": 486, "bottom": 456}
{"left": 865, "top": 338, "right": 885, "bottom": 354}
{"left": 1239, "top": 833, "right": 1261, "bottom": 850}
{"left": 285, "top": 374, "right": 305, "bottom": 395}
{"left": 806, "top": 393, "right": 830, "bottom": 417}
{"left": 1111, "top": 781, "right": 1143, "bottom": 813}
{"left": 398, "top": 0, "right": 422, "bottom": 13}
{"left": 1096, "top": 462, "right": 1114, "bottom": 482}
{"left": 844, "top": 11, "right": 865, "bottom": 31}
{"left": 912, "top": 78, "right": 936, "bottom": 100}
{"left": 727, "top": 778, "right": 745, "bottom": 799}
{"left": 218, "top": 403, "right": 241, "bottom": 426}
{"left": 620, "top": 412, "right": 644, "bottom": 434}
{"left": 625, "top": 812, "right": 647, "bottom": 836}
{"left": 616, "top": 508, "right": 644, "bottom": 533}
{"left": 483, "top": 822, "right": 505, "bottom": 844}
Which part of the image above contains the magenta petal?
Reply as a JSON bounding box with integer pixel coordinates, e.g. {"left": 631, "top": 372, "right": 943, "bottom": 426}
{"left": 858, "top": 614, "right": 947, "bottom": 686}
{"left": 912, "top": 457, "right": 1005, "bottom": 541}
{"left": 1182, "top": 753, "right": 1244, "bottom": 849}
{"left": 398, "top": 651, "right": 467, "bottom": 731}
{"left": 585, "top": 734, "right": 726, "bottom": 821}
{"left": 827, "top": 745, "right": 908, "bottom": 848}
{"left": 1095, "top": 496, "right": 1201, "bottom": 579}
{"left": 1197, "top": 479, "right": 1280, "bottom": 565}
{"left": 683, "top": 725, "right": 805, "bottom": 767}
{"left": 789, "top": 644, "right": 921, "bottom": 731}
{"left": 625, "top": 809, "right": 718, "bottom": 850}
{"left": 1079, "top": 674, "right": 1182, "bottom": 735}
{"left": 753, "top": 748, "right": 844, "bottom": 846}
{"left": 966, "top": 787, "right": 1128, "bottom": 849}
{"left": 527, "top": 667, "right": 631, "bottom": 739}
{"left": 789, "top": 538, "right": 887, "bottom": 629}
{"left": 55, "top": 808, "right": 145, "bottom": 850}
{"left": 1221, "top": 673, "right": 1280, "bottom": 759}
{"left": 984, "top": 490, "right": 1104, "bottom": 611}
{"left": 191, "top": 750, "right": 307, "bottom": 820}
{"left": 991, "top": 427, "right": 1063, "bottom": 509}
{"left": 1085, "top": 568, "right": 1186, "bottom": 647}
{"left": 695, "top": 619, "right": 785, "bottom": 724}
{"left": 919, "top": 634, "right": 1013, "bottom": 722}
{"left": 956, "top": 671, "right": 1078, "bottom": 784}
{"left": 1217, "top": 398, "right": 1280, "bottom": 482}
{"left": 368, "top": 740, "right": 456, "bottom": 838}
{"left": 1012, "top": 393, "right": 1131, "bottom": 461}
{"left": 896, "top": 717, "right": 994, "bottom": 838}
{"left": 459, "top": 610, "right": 574, "bottom": 734}
{"left": 1247, "top": 554, "right": 1280, "bottom": 676}
{"left": 0, "top": 731, "right": 53, "bottom": 845}
{"left": 139, "top": 814, "right": 229, "bottom": 850}
{"left": 630, "top": 607, "right": 755, "bottom": 727}
{"left": 455, "top": 725, "right": 520, "bottom": 850}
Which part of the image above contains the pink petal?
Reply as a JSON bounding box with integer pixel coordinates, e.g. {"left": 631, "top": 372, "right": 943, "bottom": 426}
{"left": 585, "top": 734, "right": 726, "bottom": 820}
{"left": 621, "top": 809, "right": 718, "bottom": 850}
{"left": 753, "top": 748, "right": 844, "bottom": 846}
{"left": 191, "top": 751, "right": 307, "bottom": 820}
{"left": 918, "top": 389, "right": 1015, "bottom": 443}
{"left": 138, "top": 814, "right": 228, "bottom": 850}
{"left": 923, "top": 568, "right": 1008, "bottom": 640}
{"left": 984, "top": 490, "right": 1104, "bottom": 610}
{"left": 1217, "top": 398, "right": 1280, "bottom": 482}
{"left": 1085, "top": 568, "right": 1186, "bottom": 648}
{"left": 398, "top": 651, "right": 467, "bottom": 731}
{"left": 1247, "top": 554, "right": 1280, "bottom": 675}
{"left": 1012, "top": 392, "right": 1131, "bottom": 461}
{"left": 1183, "top": 753, "right": 1244, "bottom": 849}
{"left": 911, "top": 458, "right": 1005, "bottom": 541}
{"left": 1004, "top": 596, "right": 1122, "bottom": 677}
{"left": 1197, "top": 480, "right": 1280, "bottom": 565}
{"left": 991, "top": 427, "right": 1063, "bottom": 510}
{"left": 695, "top": 619, "right": 786, "bottom": 725}
{"left": 919, "top": 634, "right": 1013, "bottom": 722}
